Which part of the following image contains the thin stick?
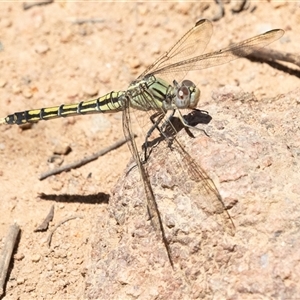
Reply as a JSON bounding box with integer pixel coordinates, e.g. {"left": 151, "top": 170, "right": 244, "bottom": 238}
{"left": 34, "top": 205, "right": 54, "bottom": 232}
{"left": 46, "top": 216, "right": 83, "bottom": 247}
{"left": 71, "top": 18, "right": 105, "bottom": 25}
{"left": 0, "top": 223, "right": 20, "bottom": 296}
{"left": 23, "top": 0, "right": 53, "bottom": 10}
{"left": 39, "top": 135, "right": 136, "bottom": 180}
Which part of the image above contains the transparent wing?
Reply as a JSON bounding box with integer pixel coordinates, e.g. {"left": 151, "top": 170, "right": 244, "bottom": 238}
{"left": 122, "top": 96, "right": 173, "bottom": 266}
{"left": 172, "top": 137, "right": 235, "bottom": 236}
{"left": 138, "top": 19, "right": 213, "bottom": 81}
{"left": 125, "top": 21, "right": 283, "bottom": 262}
{"left": 150, "top": 28, "right": 284, "bottom": 76}
{"left": 147, "top": 112, "right": 235, "bottom": 237}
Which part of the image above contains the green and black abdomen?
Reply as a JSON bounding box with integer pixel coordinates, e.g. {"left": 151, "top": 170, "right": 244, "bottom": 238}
{"left": 0, "top": 91, "right": 125, "bottom": 125}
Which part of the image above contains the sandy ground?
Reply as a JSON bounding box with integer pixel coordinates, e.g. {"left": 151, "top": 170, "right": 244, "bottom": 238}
{"left": 0, "top": 1, "right": 299, "bottom": 299}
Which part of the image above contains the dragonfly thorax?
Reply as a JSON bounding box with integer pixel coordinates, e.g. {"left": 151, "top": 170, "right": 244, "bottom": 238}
{"left": 173, "top": 79, "right": 200, "bottom": 110}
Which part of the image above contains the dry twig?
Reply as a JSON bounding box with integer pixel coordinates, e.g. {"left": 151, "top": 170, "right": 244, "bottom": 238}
{"left": 46, "top": 216, "right": 83, "bottom": 247}
{"left": 39, "top": 135, "right": 136, "bottom": 180}
{"left": 71, "top": 18, "right": 104, "bottom": 25}
{"left": 23, "top": 0, "right": 53, "bottom": 10}
{"left": 34, "top": 205, "right": 54, "bottom": 232}
{"left": 0, "top": 223, "right": 20, "bottom": 296}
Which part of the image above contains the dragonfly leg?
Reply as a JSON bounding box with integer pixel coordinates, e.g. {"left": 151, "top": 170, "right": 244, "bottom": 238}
{"left": 142, "top": 108, "right": 209, "bottom": 163}
{"left": 177, "top": 108, "right": 210, "bottom": 137}
{"left": 142, "top": 111, "right": 167, "bottom": 162}
{"left": 159, "top": 109, "right": 176, "bottom": 135}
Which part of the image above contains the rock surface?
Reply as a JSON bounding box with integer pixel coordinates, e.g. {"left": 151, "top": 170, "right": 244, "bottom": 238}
{"left": 87, "top": 87, "right": 300, "bottom": 299}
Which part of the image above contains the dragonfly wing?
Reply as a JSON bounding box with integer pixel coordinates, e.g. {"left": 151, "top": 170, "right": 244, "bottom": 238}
{"left": 138, "top": 19, "right": 213, "bottom": 81}
{"left": 144, "top": 120, "right": 235, "bottom": 237}
{"left": 152, "top": 28, "right": 284, "bottom": 76}
{"left": 122, "top": 95, "right": 173, "bottom": 265}
{"left": 172, "top": 137, "right": 235, "bottom": 236}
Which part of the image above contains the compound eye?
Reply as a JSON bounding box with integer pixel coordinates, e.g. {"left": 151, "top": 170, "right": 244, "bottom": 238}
{"left": 176, "top": 85, "right": 190, "bottom": 108}
{"left": 177, "top": 86, "right": 189, "bottom": 100}
{"left": 182, "top": 79, "right": 194, "bottom": 87}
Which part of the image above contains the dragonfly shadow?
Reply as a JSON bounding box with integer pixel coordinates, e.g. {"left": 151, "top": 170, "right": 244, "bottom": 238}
{"left": 183, "top": 108, "right": 212, "bottom": 127}
{"left": 39, "top": 192, "right": 110, "bottom": 204}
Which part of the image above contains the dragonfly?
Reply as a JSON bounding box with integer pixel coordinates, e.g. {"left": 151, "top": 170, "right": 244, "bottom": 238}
{"left": 0, "top": 19, "right": 284, "bottom": 265}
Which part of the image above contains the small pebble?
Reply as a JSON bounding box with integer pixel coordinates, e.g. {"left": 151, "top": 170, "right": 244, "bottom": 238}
{"left": 0, "top": 79, "right": 7, "bottom": 88}
{"left": 31, "top": 254, "right": 41, "bottom": 262}
{"left": 14, "top": 253, "right": 25, "bottom": 260}
{"left": 53, "top": 143, "right": 71, "bottom": 155}
{"left": 129, "top": 57, "right": 141, "bottom": 69}
{"left": 0, "top": 18, "right": 12, "bottom": 28}
{"left": 51, "top": 180, "right": 63, "bottom": 191}
{"left": 46, "top": 261, "right": 54, "bottom": 271}
{"left": 82, "top": 83, "right": 98, "bottom": 97}
{"left": 22, "top": 86, "right": 33, "bottom": 98}
{"left": 35, "top": 43, "right": 49, "bottom": 54}
{"left": 60, "top": 29, "right": 73, "bottom": 43}
{"left": 17, "top": 277, "right": 25, "bottom": 285}
{"left": 175, "top": 2, "right": 192, "bottom": 15}
{"left": 56, "top": 264, "right": 65, "bottom": 272}
{"left": 12, "top": 84, "right": 21, "bottom": 94}
{"left": 98, "top": 73, "right": 110, "bottom": 84}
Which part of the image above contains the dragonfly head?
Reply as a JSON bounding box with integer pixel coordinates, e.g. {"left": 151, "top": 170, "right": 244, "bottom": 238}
{"left": 174, "top": 79, "right": 200, "bottom": 109}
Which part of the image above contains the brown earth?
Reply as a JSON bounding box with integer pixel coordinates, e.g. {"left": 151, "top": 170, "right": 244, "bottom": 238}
{"left": 0, "top": 1, "right": 299, "bottom": 299}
